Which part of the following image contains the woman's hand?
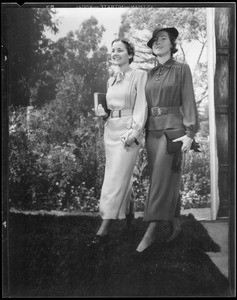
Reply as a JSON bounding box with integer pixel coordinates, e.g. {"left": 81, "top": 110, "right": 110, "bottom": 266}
{"left": 97, "top": 104, "right": 108, "bottom": 118}
{"left": 125, "top": 133, "right": 136, "bottom": 146}
{"left": 172, "top": 135, "right": 193, "bottom": 152}
{"left": 120, "top": 130, "right": 137, "bottom": 147}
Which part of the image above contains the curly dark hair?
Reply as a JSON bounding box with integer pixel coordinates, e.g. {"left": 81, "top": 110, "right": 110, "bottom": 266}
{"left": 168, "top": 32, "right": 178, "bottom": 55}
{"left": 111, "top": 39, "right": 135, "bottom": 64}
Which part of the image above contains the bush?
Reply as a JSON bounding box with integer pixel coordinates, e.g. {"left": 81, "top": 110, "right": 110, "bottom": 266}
{"left": 8, "top": 104, "right": 105, "bottom": 211}
{"left": 181, "top": 135, "right": 211, "bottom": 209}
{"left": 9, "top": 104, "right": 211, "bottom": 212}
{"left": 133, "top": 143, "right": 149, "bottom": 212}
{"left": 9, "top": 107, "right": 41, "bottom": 209}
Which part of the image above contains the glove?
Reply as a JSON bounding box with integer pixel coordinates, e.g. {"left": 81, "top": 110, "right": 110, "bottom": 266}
{"left": 190, "top": 139, "right": 201, "bottom": 152}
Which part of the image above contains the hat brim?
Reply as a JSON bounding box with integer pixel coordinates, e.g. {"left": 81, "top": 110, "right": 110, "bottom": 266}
{"left": 147, "top": 27, "right": 179, "bottom": 48}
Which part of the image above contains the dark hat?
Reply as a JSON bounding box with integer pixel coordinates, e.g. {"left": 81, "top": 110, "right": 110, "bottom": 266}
{"left": 147, "top": 27, "right": 179, "bottom": 48}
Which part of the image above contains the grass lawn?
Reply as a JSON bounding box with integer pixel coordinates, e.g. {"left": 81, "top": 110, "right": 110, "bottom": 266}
{"left": 5, "top": 212, "right": 230, "bottom": 297}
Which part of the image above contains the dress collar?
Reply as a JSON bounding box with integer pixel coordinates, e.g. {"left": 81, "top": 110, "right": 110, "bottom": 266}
{"left": 155, "top": 57, "right": 174, "bottom": 69}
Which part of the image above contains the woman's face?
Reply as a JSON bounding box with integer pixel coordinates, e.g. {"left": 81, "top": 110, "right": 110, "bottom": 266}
{"left": 152, "top": 31, "right": 172, "bottom": 57}
{"left": 111, "top": 41, "right": 131, "bottom": 66}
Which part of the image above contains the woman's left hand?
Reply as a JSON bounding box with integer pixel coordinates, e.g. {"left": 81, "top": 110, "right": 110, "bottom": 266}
{"left": 97, "top": 104, "right": 108, "bottom": 118}
{"left": 172, "top": 135, "right": 193, "bottom": 152}
{"left": 120, "top": 130, "right": 136, "bottom": 147}
{"left": 125, "top": 133, "right": 136, "bottom": 146}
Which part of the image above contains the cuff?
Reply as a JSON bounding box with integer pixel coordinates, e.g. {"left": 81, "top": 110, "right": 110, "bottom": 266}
{"left": 185, "top": 130, "right": 196, "bottom": 139}
{"left": 130, "top": 128, "right": 141, "bottom": 139}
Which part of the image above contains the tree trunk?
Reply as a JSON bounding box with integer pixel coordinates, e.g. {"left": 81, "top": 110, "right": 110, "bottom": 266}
{"left": 214, "top": 7, "right": 235, "bottom": 294}
{"left": 214, "top": 7, "right": 233, "bottom": 218}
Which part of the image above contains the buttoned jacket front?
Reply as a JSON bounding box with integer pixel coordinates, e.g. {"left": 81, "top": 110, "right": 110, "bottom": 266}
{"left": 145, "top": 57, "right": 199, "bottom": 138}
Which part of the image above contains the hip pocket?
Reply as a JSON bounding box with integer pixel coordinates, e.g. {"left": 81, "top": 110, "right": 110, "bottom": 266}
{"left": 118, "top": 115, "right": 133, "bottom": 129}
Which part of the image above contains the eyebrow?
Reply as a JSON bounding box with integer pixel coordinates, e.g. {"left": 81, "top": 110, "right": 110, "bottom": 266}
{"left": 158, "top": 34, "right": 167, "bottom": 38}
{"left": 112, "top": 47, "right": 125, "bottom": 50}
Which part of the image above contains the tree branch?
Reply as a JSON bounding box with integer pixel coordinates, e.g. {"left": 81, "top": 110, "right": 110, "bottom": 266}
{"left": 196, "top": 41, "right": 207, "bottom": 65}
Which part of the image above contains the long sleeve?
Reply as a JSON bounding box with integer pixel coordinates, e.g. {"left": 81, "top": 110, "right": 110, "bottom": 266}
{"left": 181, "top": 64, "right": 200, "bottom": 139}
{"left": 131, "top": 70, "right": 148, "bottom": 139}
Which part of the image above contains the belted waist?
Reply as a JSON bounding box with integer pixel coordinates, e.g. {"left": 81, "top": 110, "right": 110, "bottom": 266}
{"left": 148, "top": 106, "right": 180, "bottom": 117}
{"left": 110, "top": 109, "right": 133, "bottom": 118}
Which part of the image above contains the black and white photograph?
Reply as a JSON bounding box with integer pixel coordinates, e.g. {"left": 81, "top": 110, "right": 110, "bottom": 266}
{"left": 2, "top": 1, "right": 236, "bottom": 297}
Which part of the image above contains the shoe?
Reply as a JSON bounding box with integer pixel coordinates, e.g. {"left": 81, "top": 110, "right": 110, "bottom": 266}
{"left": 166, "top": 229, "right": 182, "bottom": 244}
{"left": 131, "top": 242, "right": 159, "bottom": 261}
{"left": 87, "top": 234, "right": 109, "bottom": 248}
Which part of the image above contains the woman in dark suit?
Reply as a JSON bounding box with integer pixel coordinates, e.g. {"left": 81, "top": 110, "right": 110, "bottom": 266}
{"left": 135, "top": 27, "right": 200, "bottom": 255}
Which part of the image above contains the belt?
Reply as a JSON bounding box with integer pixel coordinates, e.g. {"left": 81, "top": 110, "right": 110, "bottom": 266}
{"left": 110, "top": 109, "right": 133, "bottom": 118}
{"left": 148, "top": 106, "right": 180, "bottom": 117}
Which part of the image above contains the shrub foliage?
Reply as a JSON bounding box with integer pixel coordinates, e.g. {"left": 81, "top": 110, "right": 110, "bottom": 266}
{"left": 9, "top": 103, "right": 210, "bottom": 212}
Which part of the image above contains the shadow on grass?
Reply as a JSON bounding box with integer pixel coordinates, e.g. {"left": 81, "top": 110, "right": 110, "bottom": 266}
{"left": 7, "top": 212, "right": 229, "bottom": 297}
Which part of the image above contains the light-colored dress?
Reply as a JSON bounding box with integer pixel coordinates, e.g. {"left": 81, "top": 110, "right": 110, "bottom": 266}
{"left": 99, "top": 69, "right": 147, "bottom": 219}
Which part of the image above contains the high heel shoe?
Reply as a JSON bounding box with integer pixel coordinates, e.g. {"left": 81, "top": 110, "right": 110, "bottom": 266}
{"left": 166, "top": 217, "right": 182, "bottom": 244}
{"left": 87, "top": 234, "right": 109, "bottom": 248}
{"left": 131, "top": 242, "right": 159, "bottom": 261}
{"left": 166, "top": 229, "right": 182, "bottom": 244}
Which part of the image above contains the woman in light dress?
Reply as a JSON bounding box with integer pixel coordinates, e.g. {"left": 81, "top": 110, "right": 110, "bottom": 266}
{"left": 87, "top": 39, "right": 148, "bottom": 247}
